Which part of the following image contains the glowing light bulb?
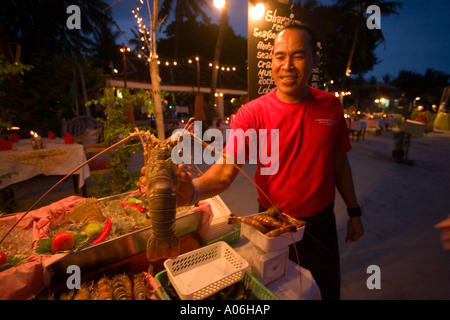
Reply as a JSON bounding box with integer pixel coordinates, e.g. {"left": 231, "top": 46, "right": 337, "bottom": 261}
{"left": 249, "top": 3, "right": 265, "bottom": 20}
{"left": 214, "top": 0, "right": 225, "bottom": 9}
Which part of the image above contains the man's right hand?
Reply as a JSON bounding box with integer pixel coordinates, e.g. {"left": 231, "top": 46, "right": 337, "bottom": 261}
{"left": 176, "top": 168, "right": 196, "bottom": 207}
{"left": 138, "top": 165, "right": 197, "bottom": 207}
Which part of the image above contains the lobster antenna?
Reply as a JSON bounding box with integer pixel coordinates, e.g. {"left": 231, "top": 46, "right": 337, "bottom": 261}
{"left": 186, "top": 131, "right": 280, "bottom": 213}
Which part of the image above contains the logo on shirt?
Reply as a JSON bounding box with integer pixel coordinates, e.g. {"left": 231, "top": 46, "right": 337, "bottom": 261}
{"left": 315, "top": 119, "right": 337, "bottom": 126}
{"left": 170, "top": 121, "right": 279, "bottom": 175}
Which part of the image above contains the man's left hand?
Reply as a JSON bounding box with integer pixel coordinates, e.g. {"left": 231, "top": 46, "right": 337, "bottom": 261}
{"left": 346, "top": 216, "right": 364, "bottom": 242}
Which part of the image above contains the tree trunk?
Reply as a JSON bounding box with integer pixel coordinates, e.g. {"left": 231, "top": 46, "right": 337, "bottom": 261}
{"left": 210, "top": 0, "right": 228, "bottom": 115}
{"left": 342, "top": 4, "right": 366, "bottom": 90}
{"left": 342, "top": 25, "right": 359, "bottom": 90}
{"left": 149, "top": 60, "right": 165, "bottom": 139}
{"left": 148, "top": 0, "right": 165, "bottom": 139}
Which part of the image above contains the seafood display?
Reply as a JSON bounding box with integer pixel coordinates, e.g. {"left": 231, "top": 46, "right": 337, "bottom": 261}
{"left": 136, "top": 126, "right": 194, "bottom": 262}
{"left": 37, "top": 272, "right": 157, "bottom": 300}
{"left": 33, "top": 197, "right": 154, "bottom": 256}
{"left": 0, "top": 117, "right": 298, "bottom": 301}
{"left": 228, "top": 209, "right": 305, "bottom": 238}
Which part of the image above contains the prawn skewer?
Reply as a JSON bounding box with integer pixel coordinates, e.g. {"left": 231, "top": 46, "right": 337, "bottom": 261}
{"left": 252, "top": 214, "right": 289, "bottom": 229}
{"left": 264, "top": 225, "right": 297, "bottom": 238}
{"left": 279, "top": 212, "right": 306, "bottom": 228}
{"left": 228, "top": 214, "right": 269, "bottom": 234}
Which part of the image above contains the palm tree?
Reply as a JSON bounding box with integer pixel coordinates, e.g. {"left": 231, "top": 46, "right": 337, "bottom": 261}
{"left": 159, "top": 0, "right": 212, "bottom": 58}
{"left": 0, "top": 0, "right": 119, "bottom": 132}
{"left": 337, "top": 0, "right": 403, "bottom": 89}
{"left": 0, "top": 0, "right": 118, "bottom": 59}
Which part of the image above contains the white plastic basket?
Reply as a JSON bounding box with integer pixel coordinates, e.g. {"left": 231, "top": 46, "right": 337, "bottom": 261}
{"left": 164, "top": 241, "right": 249, "bottom": 300}
{"left": 203, "top": 196, "right": 235, "bottom": 242}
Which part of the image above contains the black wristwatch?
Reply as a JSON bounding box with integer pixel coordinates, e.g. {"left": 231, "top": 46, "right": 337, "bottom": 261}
{"left": 347, "top": 207, "right": 362, "bottom": 217}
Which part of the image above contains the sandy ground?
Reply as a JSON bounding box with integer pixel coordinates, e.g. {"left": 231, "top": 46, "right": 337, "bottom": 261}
{"left": 8, "top": 127, "right": 450, "bottom": 300}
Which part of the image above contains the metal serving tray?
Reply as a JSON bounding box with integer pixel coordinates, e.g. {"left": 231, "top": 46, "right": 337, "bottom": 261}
{"left": 46, "top": 192, "right": 203, "bottom": 284}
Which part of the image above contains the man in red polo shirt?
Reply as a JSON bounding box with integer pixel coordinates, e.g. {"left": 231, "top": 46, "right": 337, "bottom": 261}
{"left": 146, "top": 23, "right": 364, "bottom": 300}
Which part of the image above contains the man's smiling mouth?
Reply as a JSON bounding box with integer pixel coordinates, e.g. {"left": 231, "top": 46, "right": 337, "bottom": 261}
{"left": 280, "top": 75, "right": 298, "bottom": 82}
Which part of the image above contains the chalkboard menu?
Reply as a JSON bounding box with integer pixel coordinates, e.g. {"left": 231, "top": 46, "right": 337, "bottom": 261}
{"left": 247, "top": 0, "right": 325, "bottom": 101}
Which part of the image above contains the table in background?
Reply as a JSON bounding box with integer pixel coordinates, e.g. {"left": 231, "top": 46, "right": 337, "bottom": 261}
{"left": 0, "top": 138, "right": 90, "bottom": 190}
{"left": 348, "top": 120, "right": 367, "bottom": 141}
{"left": 365, "top": 118, "right": 385, "bottom": 135}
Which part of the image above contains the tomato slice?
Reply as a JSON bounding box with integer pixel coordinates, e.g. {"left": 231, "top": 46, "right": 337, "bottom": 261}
{"left": 0, "top": 252, "right": 6, "bottom": 265}
{"left": 51, "top": 232, "right": 75, "bottom": 253}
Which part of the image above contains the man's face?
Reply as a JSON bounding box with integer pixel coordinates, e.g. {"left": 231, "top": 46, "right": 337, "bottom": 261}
{"left": 272, "top": 28, "right": 317, "bottom": 103}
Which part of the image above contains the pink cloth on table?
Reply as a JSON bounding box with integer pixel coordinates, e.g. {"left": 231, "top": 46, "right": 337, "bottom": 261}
{"left": 0, "top": 195, "right": 85, "bottom": 300}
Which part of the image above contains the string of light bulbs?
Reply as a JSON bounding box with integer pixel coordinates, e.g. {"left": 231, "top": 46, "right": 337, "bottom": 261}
{"left": 130, "top": 3, "right": 238, "bottom": 72}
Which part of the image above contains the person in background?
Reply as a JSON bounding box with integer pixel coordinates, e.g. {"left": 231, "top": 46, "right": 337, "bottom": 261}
{"left": 143, "top": 23, "right": 364, "bottom": 300}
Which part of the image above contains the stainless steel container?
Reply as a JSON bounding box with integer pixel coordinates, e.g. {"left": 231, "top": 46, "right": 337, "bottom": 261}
{"left": 46, "top": 192, "right": 203, "bottom": 285}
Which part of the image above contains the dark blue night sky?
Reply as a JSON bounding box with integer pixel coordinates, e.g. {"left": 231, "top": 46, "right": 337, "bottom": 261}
{"left": 110, "top": 0, "right": 450, "bottom": 81}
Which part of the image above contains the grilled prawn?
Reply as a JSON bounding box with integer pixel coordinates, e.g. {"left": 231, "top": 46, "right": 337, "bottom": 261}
{"left": 228, "top": 214, "right": 269, "bottom": 234}
{"left": 112, "top": 274, "right": 132, "bottom": 300}
{"left": 133, "top": 272, "right": 147, "bottom": 300}
{"left": 96, "top": 276, "right": 113, "bottom": 300}
{"left": 252, "top": 214, "right": 288, "bottom": 229}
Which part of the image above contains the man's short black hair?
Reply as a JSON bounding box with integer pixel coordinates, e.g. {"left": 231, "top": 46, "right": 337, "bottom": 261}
{"left": 277, "top": 22, "right": 318, "bottom": 56}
